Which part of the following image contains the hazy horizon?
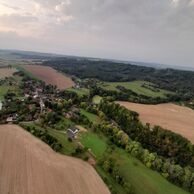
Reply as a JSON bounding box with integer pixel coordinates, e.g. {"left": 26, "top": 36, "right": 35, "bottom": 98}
{"left": 0, "top": 0, "right": 194, "bottom": 67}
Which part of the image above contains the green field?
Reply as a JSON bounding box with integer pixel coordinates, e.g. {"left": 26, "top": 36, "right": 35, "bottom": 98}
{"left": 47, "top": 128, "right": 77, "bottom": 155}
{"left": 92, "top": 95, "right": 102, "bottom": 104}
{"left": 67, "top": 88, "right": 89, "bottom": 96}
{"left": 80, "top": 109, "right": 101, "bottom": 124}
{"left": 0, "top": 85, "right": 19, "bottom": 100}
{"left": 21, "top": 121, "right": 188, "bottom": 194}
{"left": 79, "top": 128, "right": 187, "bottom": 194}
{"left": 22, "top": 122, "right": 77, "bottom": 155}
{"left": 54, "top": 118, "right": 74, "bottom": 130}
{"left": 80, "top": 131, "right": 107, "bottom": 158}
{"left": 114, "top": 149, "right": 187, "bottom": 194}
{"left": 0, "top": 86, "right": 9, "bottom": 100}
{"left": 99, "top": 81, "right": 173, "bottom": 98}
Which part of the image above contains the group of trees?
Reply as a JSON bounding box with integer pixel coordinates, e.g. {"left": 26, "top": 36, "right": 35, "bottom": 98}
{"left": 90, "top": 86, "right": 179, "bottom": 104}
{"left": 21, "top": 124, "right": 62, "bottom": 152}
{"left": 85, "top": 100, "right": 194, "bottom": 192}
{"left": 99, "top": 149, "right": 134, "bottom": 194}
{"left": 92, "top": 118, "right": 194, "bottom": 193}
{"left": 99, "top": 101, "right": 194, "bottom": 167}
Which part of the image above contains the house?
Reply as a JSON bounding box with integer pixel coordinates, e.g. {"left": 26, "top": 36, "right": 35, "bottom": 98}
{"left": 39, "top": 98, "right": 45, "bottom": 112}
{"left": 67, "top": 127, "right": 79, "bottom": 140}
{"left": 6, "top": 114, "right": 18, "bottom": 123}
{"left": 6, "top": 117, "right": 13, "bottom": 123}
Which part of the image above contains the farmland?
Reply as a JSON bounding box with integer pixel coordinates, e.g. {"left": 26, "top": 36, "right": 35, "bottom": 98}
{"left": 117, "top": 101, "right": 194, "bottom": 143}
{"left": 99, "top": 81, "right": 173, "bottom": 98}
{"left": 0, "top": 124, "right": 110, "bottom": 194}
{"left": 0, "top": 67, "right": 17, "bottom": 78}
{"left": 22, "top": 65, "right": 75, "bottom": 89}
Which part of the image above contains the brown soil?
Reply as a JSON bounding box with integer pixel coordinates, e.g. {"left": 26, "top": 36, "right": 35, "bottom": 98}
{"left": 0, "top": 124, "right": 110, "bottom": 194}
{"left": 0, "top": 67, "right": 16, "bottom": 78}
{"left": 117, "top": 101, "right": 194, "bottom": 143}
{"left": 22, "top": 65, "right": 75, "bottom": 89}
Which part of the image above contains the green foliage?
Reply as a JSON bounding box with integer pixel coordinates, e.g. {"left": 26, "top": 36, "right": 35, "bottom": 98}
{"left": 21, "top": 123, "right": 62, "bottom": 152}
{"left": 80, "top": 109, "right": 101, "bottom": 124}
{"left": 80, "top": 131, "right": 107, "bottom": 158}
{"left": 92, "top": 95, "right": 102, "bottom": 104}
{"left": 99, "top": 101, "right": 194, "bottom": 167}
{"left": 43, "top": 58, "right": 194, "bottom": 100}
{"left": 67, "top": 87, "right": 89, "bottom": 97}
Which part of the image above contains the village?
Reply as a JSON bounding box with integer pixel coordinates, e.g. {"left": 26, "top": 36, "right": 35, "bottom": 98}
{"left": 0, "top": 71, "right": 84, "bottom": 140}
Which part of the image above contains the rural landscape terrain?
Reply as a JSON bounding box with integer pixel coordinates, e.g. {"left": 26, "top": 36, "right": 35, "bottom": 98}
{"left": 1, "top": 50, "right": 194, "bottom": 194}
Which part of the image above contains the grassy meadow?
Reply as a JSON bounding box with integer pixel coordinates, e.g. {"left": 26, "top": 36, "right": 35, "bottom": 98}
{"left": 67, "top": 87, "right": 90, "bottom": 96}
{"left": 92, "top": 95, "right": 102, "bottom": 104}
{"left": 99, "top": 80, "right": 173, "bottom": 98}
{"left": 79, "top": 127, "right": 188, "bottom": 194}
{"left": 80, "top": 109, "right": 101, "bottom": 124}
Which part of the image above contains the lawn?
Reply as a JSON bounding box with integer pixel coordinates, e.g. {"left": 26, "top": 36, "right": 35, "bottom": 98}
{"left": 92, "top": 95, "right": 102, "bottom": 104}
{"left": 54, "top": 118, "right": 74, "bottom": 130}
{"left": 0, "top": 86, "right": 9, "bottom": 100}
{"left": 115, "top": 149, "right": 188, "bottom": 194}
{"left": 21, "top": 121, "right": 188, "bottom": 194}
{"left": 67, "top": 88, "right": 89, "bottom": 96}
{"left": 80, "top": 129, "right": 187, "bottom": 194}
{"left": 21, "top": 122, "right": 77, "bottom": 156}
{"left": 99, "top": 80, "right": 173, "bottom": 98}
{"left": 0, "top": 85, "right": 18, "bottom": 100}
{"left": 80, "top": 109, "right": 101, "bottom": 124}
{"left": 80, "top": 131, "right": 107, "bottom": 158}
{"left": 47, "top": 128, "right": 77, "bottom": 155}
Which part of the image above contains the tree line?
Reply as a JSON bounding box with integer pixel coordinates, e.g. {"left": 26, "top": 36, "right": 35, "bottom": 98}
{"left": 99, "top": 101, "right": 194, "bottom": 167}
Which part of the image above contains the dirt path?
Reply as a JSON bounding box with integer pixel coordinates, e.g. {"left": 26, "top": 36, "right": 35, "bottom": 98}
{"left": 0, "top": 124, "right": 110, "bottom": 194}
{"left": 22, "top": 65, "right": 75, "bottom": 89}
{"left": 117, "top": 101, "right": 194, "bottom": 143}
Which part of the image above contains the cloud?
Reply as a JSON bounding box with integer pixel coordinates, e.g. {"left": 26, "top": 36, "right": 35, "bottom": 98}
{"left": 0, "top": 0, "right": 194, "bottom": 67}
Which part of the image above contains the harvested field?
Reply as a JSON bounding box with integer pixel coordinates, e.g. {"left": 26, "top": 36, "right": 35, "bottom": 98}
{"left": 22, "top": 65, "right": 75, "bottom": 89}
{"left": 0, "top": 124, "right": 110, "bottom": 194}
{"left": 0, "top": 67, "right": 16, "bottom": 78}
{"left": 117, "top": 101, "right": 194, "bottom": 143}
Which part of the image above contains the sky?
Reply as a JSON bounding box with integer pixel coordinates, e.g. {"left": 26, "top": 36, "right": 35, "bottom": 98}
{"left": 0, "top": 0, "right": 194, "bottom": 67}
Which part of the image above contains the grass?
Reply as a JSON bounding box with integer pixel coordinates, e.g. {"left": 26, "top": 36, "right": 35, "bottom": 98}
{"left": 99, "top": 80, "right": 173, "bottom": 98}
{"left": 21, "top": 122, "right": 77, "bottom": 155}
{"left": 0, "top": 86, "right": 9, "bottom": 100}
{"left": 46, "top": 128, "right": 77, "bottom": 155}
{"left": 0, "top": 85, "right": 19, "bottom": 100}
{"left": 78, "top": 127, "right": 188, "bottom": 194}
{"left": 67, "top": 88, "right": 89, "bottom": 96}
{"left": 114, "top": 148, "right": 188, "bottom": 194}
{"left": 54, "top": 118, "right": 74, "bottom": 130}
{"left": 92, "top": 95, "right": 102, "bottom": 104}
{"left": 80, "top": 131, "right": 107, "bottom": 158}
{"left": 21, "top": 121, "right": 188, "bottom": 194}
{"left": 80, "top": 109, "right": 101, "bottom": 124}
{"left": 96, "top": 166, "right": 127, "bottom": 194}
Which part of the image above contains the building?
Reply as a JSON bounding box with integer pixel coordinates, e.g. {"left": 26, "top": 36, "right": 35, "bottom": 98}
{"left": 67, "top": 127, "right": 79, "bottom": 140}
{"left": 6, "top": 114, "right": 18, "bottom": 123}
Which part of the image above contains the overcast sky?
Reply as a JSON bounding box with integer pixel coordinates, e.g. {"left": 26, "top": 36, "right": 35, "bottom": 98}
{"left": 0, "top": 0, "right": 194, "bottom": 67}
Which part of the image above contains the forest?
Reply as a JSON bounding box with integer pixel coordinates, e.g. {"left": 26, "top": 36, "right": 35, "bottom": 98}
{"left": 43, "top": 57, "right": 194, "bottom": 100}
